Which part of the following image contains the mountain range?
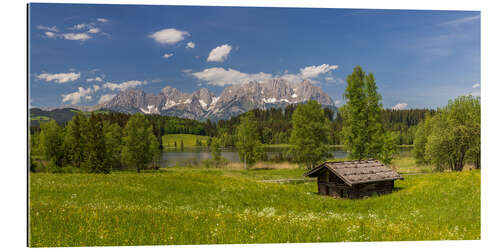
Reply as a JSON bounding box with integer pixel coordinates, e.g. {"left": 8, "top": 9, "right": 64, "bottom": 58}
{"left": 95, "top": 79, "right": 335, "bottom": 120}
{"left": 33, "top": 78, "right": 336, "bottom": 121}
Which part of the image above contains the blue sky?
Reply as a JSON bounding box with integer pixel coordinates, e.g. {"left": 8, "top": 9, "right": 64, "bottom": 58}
{"left": 29, "top": 3, "right": 480, "bottom": 109}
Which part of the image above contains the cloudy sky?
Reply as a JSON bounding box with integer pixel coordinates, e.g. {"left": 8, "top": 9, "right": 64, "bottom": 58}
{"left": 29, "top": 4, "right": 480, "bottom": 109}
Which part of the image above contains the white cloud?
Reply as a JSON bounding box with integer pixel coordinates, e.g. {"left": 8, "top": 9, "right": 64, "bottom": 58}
{"left": 299, "top": 64, "right": 338, "bottom": 79}
{"left": 279, "top": 73, "right": 303, "bottom": 83}
{"left": 182, "top": 69, "right": 193, "bottom": 73}
{"left": 88, "top": 27, "right": 100, "bottom": 34}
{"left": 98, "top": 94, "right": 116, "bottom": 104}
{"left": 86, "top": 77, "right": 103, "bottom": 82}
{"left": 163, "top": 53, "right": 174, "bottom": 59}
{"left": 61, "top": 33, "right": 92, "bottom": 41}
{"left": 273, "top": 64, "right": 339, "bottom": 83}
{"left": 149, "top": 28, "right": 190, "bottom": 45}
{"left": 324, "top": 75, "right": 345, "bottom": 84}
{"left": 442, "top": 15, "right": 480, "bottom": 26}
{"left": 72, "top": 23, "right": 90, "bottom": 30}
{"left": 61, "top": 86, "right": 98, "bottom": 104}
{"left": 103, "top": 80, "right": 146, "bottom": 91}
{"left": 207, "top": 44, "right": 232, "bottom": 62}
{"left": 186, "top": 42, "right": 196, "bottom": 49}
{"left": 335, "top": 100, "right": 342, "bottom": 106}
{"left": 37, "top": 72, "right": 80, "bottom": 83}
{"left": 392, "top": 103, "right": 408, "bottom": 110}
{"left": 472, "top": 83, "right": 480, "bottom": 88}
{"left": 192, "top": 67, "right": 272, "bottom": 86}
{"left": 193, "top": 64, "right": 340, "bottom": 86}
{"left": 36, "top": 25, "right": 58, "bottom": 32}
{"left": 44, "top": 31, "right": 56, "bottom": 38}
{"left": 97, "top": 18, "right": 109, "bottom": 23}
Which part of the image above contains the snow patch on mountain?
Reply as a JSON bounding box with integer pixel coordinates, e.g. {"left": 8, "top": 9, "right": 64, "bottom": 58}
{"left": 141, "top": 105, "right": 158, "bottom": 114}
{"left": 163, "top": 100, "right": 178, "bottom": 110}
{"left": 262, "top": 97, "right": 277, "bottom": 103}
{"left": 199, "top": 99, "right": 207, "bottom": 109}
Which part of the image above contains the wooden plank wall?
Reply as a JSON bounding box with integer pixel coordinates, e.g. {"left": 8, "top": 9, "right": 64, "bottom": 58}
{"left": 316, "top": 170, "right": 395, "bottom": 198}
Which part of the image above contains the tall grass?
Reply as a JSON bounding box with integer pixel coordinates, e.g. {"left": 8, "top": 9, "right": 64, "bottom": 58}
{"left": 29, "top": 169, "right": 480, "bottom": 247}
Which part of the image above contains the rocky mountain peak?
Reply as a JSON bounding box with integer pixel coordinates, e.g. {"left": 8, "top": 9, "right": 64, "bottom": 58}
{"left": 96, "top": 78, "right": 335, "bottom": 120}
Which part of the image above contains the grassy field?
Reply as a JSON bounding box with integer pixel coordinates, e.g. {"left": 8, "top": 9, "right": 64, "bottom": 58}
{"left": 29, "top": 166, "right": 480, "bottom": 247}
{"left": 162, "top": 134, "right": 211, "bottom": 148}
{"left": 30, "top": 115, "right": 51, "bottom": 122}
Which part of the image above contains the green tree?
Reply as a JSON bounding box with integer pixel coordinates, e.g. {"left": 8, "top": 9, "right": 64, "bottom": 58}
{"left": 262, "top": 127, "right": 273, "bottom": 144}
{"left": 150, "top": 133, "right": 162, "bottom": 170}
{"left": 121, "top": 113, "right": 157, "bottom": 172}
{"left": 341, "top": 66, "right": 385, "bottom": 160}
{"left": 379, "top": 132, "right": 398, "bottom": 164}
{"left": 39, "top": 120, "right": 64, "bottom": 170}
{"left": 341, "top": 66, "right": 368, "bottom": 159}
{"left": 424, "top": 95, "right": 481, "bottom": 171}
{"left": 289, "top": 100, "right": 331, "bottom": 169}
{"left": 365, "top": 73, "right": 384, "bottom": 158}
{"left": 210, "top": 137, "right": 222, "bottom": 162}
{"left": 84, "top": 113, "right": 109, "bottom": 173}
{"left": 30, "top": 131, "right": 41, "bottom": 172}
{"left": 103, "top": 121, "right": 122, "bottom": 171}
{"left": 63, "top": 113, "right": 87, "bottom": 168}
{"left": 236, "top": 112, "right": 263, "bottom": 169}
{"left": 413, "top": 116, "right": 432, "bottom": 164}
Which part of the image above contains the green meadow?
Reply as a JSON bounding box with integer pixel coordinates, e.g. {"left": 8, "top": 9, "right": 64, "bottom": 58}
{"left": 162, "top": 134, "right": 211, "bottom": 148}
{"left": 29, "top": 167, "right": 480, "bottom": 247}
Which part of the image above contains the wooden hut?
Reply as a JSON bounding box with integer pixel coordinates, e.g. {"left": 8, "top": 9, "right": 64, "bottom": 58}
{"left": 304, "top": 159, "right": 403, "bottom": 199}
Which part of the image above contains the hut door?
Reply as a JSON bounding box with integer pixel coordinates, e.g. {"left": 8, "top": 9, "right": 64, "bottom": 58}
{"left": 339, "top": 189, "right": 344, "bottom": 198}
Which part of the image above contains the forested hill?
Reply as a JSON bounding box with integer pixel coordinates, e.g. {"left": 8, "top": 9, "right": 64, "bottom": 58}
{"left": 30, "top": 108, "right": 81, "bottom": 126}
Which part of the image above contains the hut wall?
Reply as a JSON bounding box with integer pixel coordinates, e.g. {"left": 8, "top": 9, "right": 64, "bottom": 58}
{"left": 352, "top": 180, "right": 395, "bottom": 198}
{"left": 316, "top": 171, "right": 395, "bottom": 198}
{"left": 317, "top": 171, "right": 352, "bottom": 198}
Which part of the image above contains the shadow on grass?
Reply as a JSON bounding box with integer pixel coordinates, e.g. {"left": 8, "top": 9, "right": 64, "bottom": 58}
{"left": 250, "top": 168, "right": 274, "bottom": 171}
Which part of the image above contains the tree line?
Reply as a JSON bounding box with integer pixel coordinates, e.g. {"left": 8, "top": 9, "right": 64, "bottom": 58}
{"left": 30, "top": 113, "right": 162, "bottom": 173}
{"left": 210, "top": 106, "right": 432, "bottom": 148}
{"left": 30, "top": 105, "right": 432, "bottom": 151}
{"left": 31, "top": 66, "right": 479, "bottom": 172}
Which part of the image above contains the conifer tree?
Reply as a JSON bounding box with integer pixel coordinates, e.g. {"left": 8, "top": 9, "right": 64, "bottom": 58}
{"left": 39, "top": 120, "right": 64, "bottom": 170}
{"left": 63, "top": 113, "right": 87, "bottom": 168}
{"left": 85, "top": 113, "right": 109, "bottom": 173}
{"left": 103, "top": 121, "right": 122, "bottom": 171}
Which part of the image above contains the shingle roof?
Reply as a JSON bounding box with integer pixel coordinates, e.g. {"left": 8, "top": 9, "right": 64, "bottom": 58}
{"left": 304, "top": 159, "right": 403, "bottom": 186}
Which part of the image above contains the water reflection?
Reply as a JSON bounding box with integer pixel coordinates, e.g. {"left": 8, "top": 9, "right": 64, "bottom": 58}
{"left": 160, "top": 146, "right": 391, "bottom": 167}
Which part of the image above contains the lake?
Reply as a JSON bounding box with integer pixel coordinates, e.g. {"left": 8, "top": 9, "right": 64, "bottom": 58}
{"left": 160, "top": 146, "right": 412, "bottom": 167}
